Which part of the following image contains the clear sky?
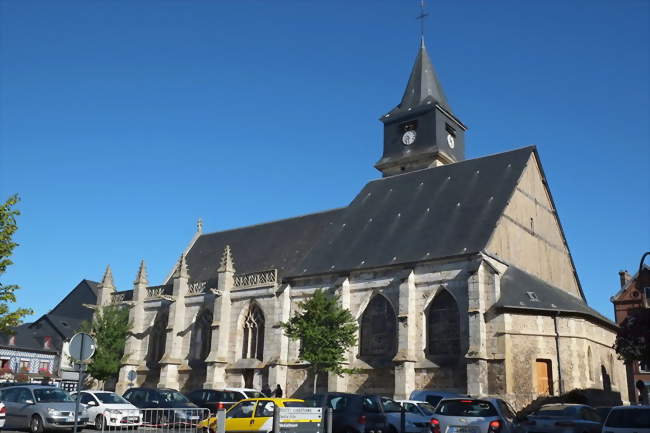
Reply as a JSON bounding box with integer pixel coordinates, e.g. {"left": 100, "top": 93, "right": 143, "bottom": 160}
{"left": 1, "top": 0, "right": 648, "bottom": 322}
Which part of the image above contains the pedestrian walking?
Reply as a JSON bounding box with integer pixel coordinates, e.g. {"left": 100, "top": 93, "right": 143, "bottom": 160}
{"left": 261, "top": 383, "right": 272, "bottom": 397}
{"left": 274, "top": 384, "right": 283, "bottom": 398}
{"left": 637, "top": 380, "right": 649, "bottom": 405}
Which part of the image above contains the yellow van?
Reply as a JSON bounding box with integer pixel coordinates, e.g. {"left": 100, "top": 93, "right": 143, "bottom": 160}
{"left": 198, "top": 398, "right": 305, "bottom": 433}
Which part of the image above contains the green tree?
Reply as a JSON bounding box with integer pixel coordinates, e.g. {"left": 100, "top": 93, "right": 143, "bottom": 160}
{"left": 80, "top": 305, "right": 131, "bottom": 383}
{"left": 0, "top": 194, "right": 33, "bottom": 333}
{"left": 614, "top": 307, "right": 650, "bottom": 364}
{"left": 281, "top": 289, "right": 358, "bottom": 394}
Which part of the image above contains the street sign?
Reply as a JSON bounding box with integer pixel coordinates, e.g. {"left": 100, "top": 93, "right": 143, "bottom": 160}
{"left": 68, "top": 332, "right": 95, "bottom": 362}
{"left": 278, "top": 407, "right": 322, "bottom": 433}
{"left": 127, "top": 370, "right": 137, "bottom": 382}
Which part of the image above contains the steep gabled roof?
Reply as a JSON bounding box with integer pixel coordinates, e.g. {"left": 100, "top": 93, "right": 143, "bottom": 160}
{"left": 612, "top": 264, "right": 650, "bottom": 302}
{"left": 291, "top": 147, "right": 533, "bottom": 277}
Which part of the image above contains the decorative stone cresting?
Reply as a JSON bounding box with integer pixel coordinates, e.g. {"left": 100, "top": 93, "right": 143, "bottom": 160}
{"left": 234, "top": 269, "right": 277, "bottom": 289}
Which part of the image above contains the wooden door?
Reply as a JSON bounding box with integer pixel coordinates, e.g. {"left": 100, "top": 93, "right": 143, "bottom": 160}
{"left": 535, "top": 359, "right": 552, "bottom": 395}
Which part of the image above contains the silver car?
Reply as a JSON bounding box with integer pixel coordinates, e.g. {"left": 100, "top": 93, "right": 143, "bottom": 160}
{"left": 520, "top": 404, "right": 602, "bottom": 433}
{"left": 0, "top": 385, "right": 88, "bottom": 433}
{"left": 601, "top": 405, "right": 650, "bottom": 433}
{"left": 431, "top": 397, "right": 519, "bottom": 433}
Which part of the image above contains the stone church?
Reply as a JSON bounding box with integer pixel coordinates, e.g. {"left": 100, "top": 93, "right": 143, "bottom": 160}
{"left": 96, "top": 39, "right": 627, "bottom": 408}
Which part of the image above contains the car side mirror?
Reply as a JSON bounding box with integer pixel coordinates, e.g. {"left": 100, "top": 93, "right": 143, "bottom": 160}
{"left": 25, "top": 399, "right": 34, "bottom": 405}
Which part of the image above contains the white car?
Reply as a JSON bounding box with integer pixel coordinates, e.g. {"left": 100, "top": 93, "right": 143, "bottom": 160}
{"left": 0, "top": 401, "right": 6, "bottom": 430}
{"left": 396, "top": 399, "right": 438, "bottom": 418}
{"left": 73, "top": 390, "right": 142, "bottom": 429}
{"left": 602, "top": 405, "right": 650, "bottom": 433}
{"left": 224, "top": 388, "right": 265, "bottom": 399}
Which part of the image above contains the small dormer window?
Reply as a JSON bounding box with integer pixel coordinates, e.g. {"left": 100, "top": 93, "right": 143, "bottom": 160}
{"left": 526, "top": 291, "right": 540, "bottom": 302}
{"left": 8, "top": 336, "right": 16, "bottom": 346}
{"left": 43, "top": 336, "right": 52, "bottom": 349}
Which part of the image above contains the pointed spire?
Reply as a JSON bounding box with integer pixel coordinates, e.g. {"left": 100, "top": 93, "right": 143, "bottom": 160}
{"left": 217, "top": 245, "right": 235, "bottom": 273}
{"left": 100, "top": 265, "right": 115, "bottom": 290}
{"left": 389, "top": 40, "right": 450, "bottom": 115}
{"left": 134, "top": 260, "right": 148, "bottom": 286}
{"left": 173, "top": 253, "right": 189, "bottom": 279}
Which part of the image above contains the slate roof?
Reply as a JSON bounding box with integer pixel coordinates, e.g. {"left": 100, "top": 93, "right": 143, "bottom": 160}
{"left": 292, "top": 146, "right": 534, "bottom": 277}
{"left": 0, "top": 280, "right": 98, "bottom": 352}
{"left": 496, "top": 266, "right": 615, "bottom": 328}
{"left": 184, "top": 208, "right": 345, "bottom": 283}
{"left": 178, "top": 146, "right": 535, "bottom": 284}
{"left": 383, "top": 38, "right": 452, "bottom": 117}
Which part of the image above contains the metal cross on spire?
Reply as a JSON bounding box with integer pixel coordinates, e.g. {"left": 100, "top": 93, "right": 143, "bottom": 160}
{"left": 416, "top": 0, "right": 429, "bottom": 41}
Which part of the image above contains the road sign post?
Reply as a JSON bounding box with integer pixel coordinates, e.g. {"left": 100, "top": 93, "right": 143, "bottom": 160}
{"left": 68, "top": 332, "right": 96, "bottom": 433}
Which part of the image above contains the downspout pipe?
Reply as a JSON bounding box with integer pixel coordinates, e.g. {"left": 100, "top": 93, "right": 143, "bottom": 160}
{"left": 554, "top": 312, "right": 564, "bottom": 395}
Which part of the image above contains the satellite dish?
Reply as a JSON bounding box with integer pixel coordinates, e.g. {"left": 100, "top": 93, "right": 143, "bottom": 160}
{"left": 68, "top": 332, "right": 96, "bottom": 362}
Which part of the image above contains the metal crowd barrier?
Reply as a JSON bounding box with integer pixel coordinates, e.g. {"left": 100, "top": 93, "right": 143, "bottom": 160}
{"left": 96, "top": 407, "right": 211, "bottom": 433}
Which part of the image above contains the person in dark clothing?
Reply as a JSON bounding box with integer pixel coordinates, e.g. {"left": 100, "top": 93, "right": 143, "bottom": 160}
{"left": 637, "top": 379, "right": 649, "bottom": 404}
{"left": 274, "top": 384, "right": 283, "bottom": 398}
{"left": 261, "top": 384, "right": 272, "bottom": 397}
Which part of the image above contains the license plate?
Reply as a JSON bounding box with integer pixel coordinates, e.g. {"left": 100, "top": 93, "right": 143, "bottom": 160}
{"left": 449, "top": 427, "right": 473, "bottom": 433}
{"left": 66, "top": 417, "right": 74, "bottom": 423}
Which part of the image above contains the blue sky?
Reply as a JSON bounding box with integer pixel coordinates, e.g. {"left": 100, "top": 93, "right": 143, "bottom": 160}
{"left": 1, "top": 0, "right": 648, "bottom": 322}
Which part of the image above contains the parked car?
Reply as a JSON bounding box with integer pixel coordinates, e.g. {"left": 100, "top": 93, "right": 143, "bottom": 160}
{"left": 305, "top": 392, "right": 389, "bottom": 433}
{"left": 520, "top": 403, "right": 602, "bottom": 433}
{"left": 122, "top": 387, "right": 201, "bottom": 426}
{"left": 72, "top": 390, "right": 142, "bottom": 430}
{"left": 380, "top": 396, "right": 431, "bottom": 433}
{"left": 396, "top": 400, "right": 437, "bottom": 418}
{"left": 197, "top": 398, "right": 305, "bottom": 433}
{"left": 186, "top": 388, "right": 257, "bottom": 411}
{"left": 432, "top": 397, "right": 519, "bottom": 433}
{"left": 0, "top": 384, "right": 88, "bottom": 432}
{"left": 409, "top": 390, "right": 463, "bottom": 408}
{"left": 0, "top": 400, "right": 6, "bottom": 430}
{"left": 601, "top": 405, "right": 650, "bottom": 433}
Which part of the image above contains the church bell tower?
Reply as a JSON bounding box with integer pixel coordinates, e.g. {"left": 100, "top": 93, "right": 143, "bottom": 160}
{"left": 375, "top": 38, "right": 467, "bottom": 177}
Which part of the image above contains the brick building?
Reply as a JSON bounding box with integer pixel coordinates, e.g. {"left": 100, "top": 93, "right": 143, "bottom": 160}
{"left": 611, "top": 264, "right": 650, "bottom": 403}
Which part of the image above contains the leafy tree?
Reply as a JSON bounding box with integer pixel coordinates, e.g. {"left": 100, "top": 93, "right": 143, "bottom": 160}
{"left": 614, "top": 307, "right": 650, "bottom": 363}
{"left": 0, "top": 194, "right": 33, "bottom": 333}
{"left": 79, "top": 305, "right": 131, "bottom": 383}
{"left": 281, "top": 289, "right": 358, "bottom": 394}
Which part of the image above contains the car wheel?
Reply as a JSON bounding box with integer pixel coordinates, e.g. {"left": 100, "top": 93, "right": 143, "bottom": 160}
{"left": 95, "top": 415, "right": 106, "bottom": 430}
{"left": 30, "top": 415, "right": 44, "bottom": 433}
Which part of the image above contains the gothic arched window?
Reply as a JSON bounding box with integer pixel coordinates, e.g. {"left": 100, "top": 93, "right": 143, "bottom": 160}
{"left": 146, "top": 311, "right": 168, "bottom": 368}
{"left": 587, "top": 346, "right": 593, "bottom": 382}
{"left": 360, "top": 295, "right": 397, "bottom": 357}
{"left": 427, "top": 290, "right": 460, "bottom": 356}
{"left": 242, "top": 304, "right": 265, "bottom": 361}
{"left": 189, "top": 309, "right": 213, "bottom": 364}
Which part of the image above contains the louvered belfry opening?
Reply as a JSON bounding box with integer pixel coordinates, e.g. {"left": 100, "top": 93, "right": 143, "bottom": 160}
{"left": 242, "top": 303, "right": 265, "bottom": 361}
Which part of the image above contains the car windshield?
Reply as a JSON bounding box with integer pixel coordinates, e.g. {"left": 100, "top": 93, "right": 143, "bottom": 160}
{"left": 605, "top": 408, "right": 650, "bottom": 428}
{"left": 533, "top": 405, "right": 575, "bottom": 417}
{"left": 435, "top": 400, "right": 497, "bottom": 417}
{"left": 158, "top": 390, "right": 189, "bottom": 403}
{"left": 34, "top": 388, "right": 73, "bottom": 403}
{"left": 243, "top": 391, "right": 263, "bottom": 398}
{"left": 96, "top": 393, "right": 129, "bottom": 404}
{"left": 417, "top": 403, "right": 436, "bottom": 416}
{"left": 381, "top": 398, "right": 403, "bottom": 413}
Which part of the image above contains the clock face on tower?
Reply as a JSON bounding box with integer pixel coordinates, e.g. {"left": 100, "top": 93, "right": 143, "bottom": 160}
{"left": 447, "top": 133, "right": 455, "bottom": 149}
{"left": 402, "top": 130, "right": 416, "bottom": 146}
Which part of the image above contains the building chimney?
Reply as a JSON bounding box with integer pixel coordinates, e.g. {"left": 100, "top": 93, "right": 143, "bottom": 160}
{"left": 619, "top": 270, "right": 631, "bottom": 288}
